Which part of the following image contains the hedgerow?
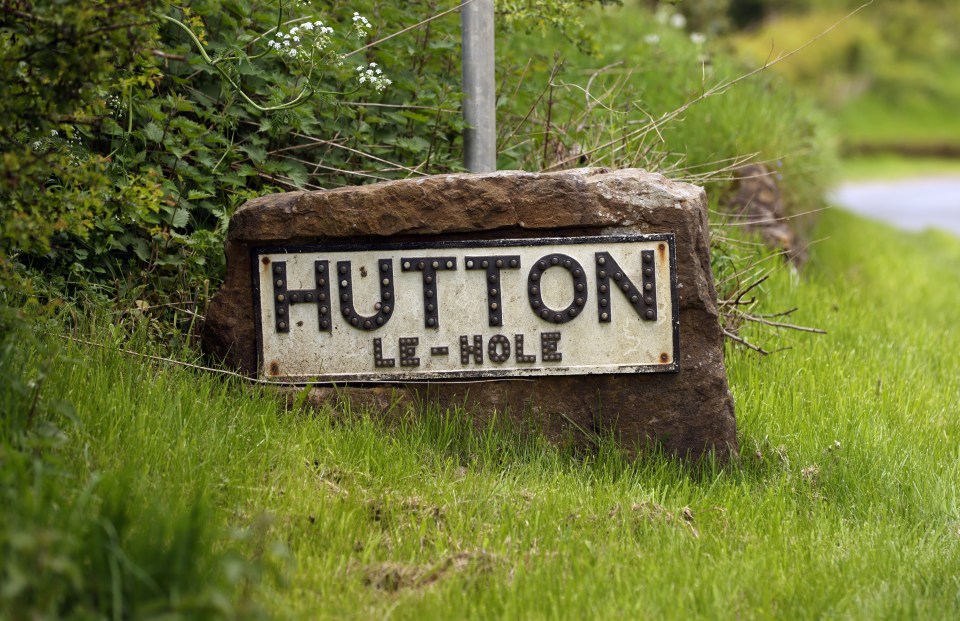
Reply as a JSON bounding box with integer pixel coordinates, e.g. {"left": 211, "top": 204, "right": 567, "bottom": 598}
{"left": 1, "top": 0, "right": 835, "bottom": 345}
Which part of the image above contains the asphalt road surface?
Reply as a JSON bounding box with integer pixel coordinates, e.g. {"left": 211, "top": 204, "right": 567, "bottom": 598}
{"left": 832, "top": 176, "right": 960, "bottom": 236}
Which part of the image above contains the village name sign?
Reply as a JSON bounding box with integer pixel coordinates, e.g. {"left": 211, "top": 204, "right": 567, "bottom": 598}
{"left": 202, "top": 168, "right": 738, "bottom": 460}
{"left": 255, "top": 235, "right": 677, "bottom": 382}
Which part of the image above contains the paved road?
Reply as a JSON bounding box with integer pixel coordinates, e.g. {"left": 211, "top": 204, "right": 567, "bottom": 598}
{"left": 831, "top": 176, "right": 960, "bottom": 236}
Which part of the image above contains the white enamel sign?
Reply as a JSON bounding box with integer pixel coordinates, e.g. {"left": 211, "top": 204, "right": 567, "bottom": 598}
{"left": 254, "top": 235, "right": 678, "bottom": 382}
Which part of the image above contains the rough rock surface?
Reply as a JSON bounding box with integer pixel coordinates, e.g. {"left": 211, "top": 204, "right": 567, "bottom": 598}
{"left": 726, "top": 163, "right": 805, "bottom": 262}
{"left": 202, "top": 168, "right": 737, "bottom": 460}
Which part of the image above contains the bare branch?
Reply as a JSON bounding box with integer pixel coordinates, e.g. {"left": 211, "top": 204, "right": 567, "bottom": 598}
{"left": 741, "top": 314, "right": 827, "bottom": 334}
{"left": 723, "top": 329, "right": 770, "bottom": 355}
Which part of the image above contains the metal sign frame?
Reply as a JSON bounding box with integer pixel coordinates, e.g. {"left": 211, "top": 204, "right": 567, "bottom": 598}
{"left": 251, "top": 234, "right": 680, "bottom": 383}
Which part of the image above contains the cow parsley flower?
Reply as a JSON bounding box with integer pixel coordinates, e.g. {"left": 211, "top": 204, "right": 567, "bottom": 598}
{"left": 257, "top": 12, "right": 388, "bottom": 96}
{"left": 690, "top": 32, "right": 706, "bottom": 46}
{"left": 356, "top": 62, "right": 391, "bottom": 92}
{"left": 351, "top": 12, "right": 371, "bottom": 37}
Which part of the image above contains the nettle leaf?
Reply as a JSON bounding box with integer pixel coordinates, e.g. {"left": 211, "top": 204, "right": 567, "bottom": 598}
{"left": 167, "top": 207, "right": 190, "bottom": 230}
{"left": 282, "top": 161, "right": 309, "bottom": 188}
{"left": 187, "top": 190, "right": 215, "bottom": 201}
{"left": 240, "top": 144, "right": 267, "bottom": 165}
{"left": 139, "top": 210, "right": 163, "bottom": 226}
{"left": 429, "top": 38, "right": 458, "bottom": 51}
{"left": 220, "top": 171, "right": 245, "bottom": 187}
{"left": 384, "top": 111, "right": 409, "bottom": 124}
{"left": 169, "top": 116, "right": 207, "bottom": 139}
{"left": 131, "top": 238, "right": 152, "bottom": 262}
{"left": 143, "top": 122, "right": 164, "bottom": 143}
{"left": 236, "top": 163, "right": 258, "bottom": 177}
{"left": 140, "top": 99, "right": 165, "bottom": 121}
{"left": 101, "top": 117, "right": 125, "bottom": 136}
{"left": 400, "top": 110, "right": 433, "bottom": 124}
{"left": 396, "top": 136, "right": 431, "bottom": 154}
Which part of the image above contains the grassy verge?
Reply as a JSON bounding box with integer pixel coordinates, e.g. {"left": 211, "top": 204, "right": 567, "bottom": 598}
{"left": 3, "top": 208, "right": 960, "bottom": 619}
{"left": 498, "top": 1, "right": 837, "bottom": 218}
{"left": 730, "top": 6, "right": 960, "bottom": 156}
{"left": 835, "top": 95, "right": 960, "bottom": 152}
{"left": 841, "top": 154, "right": 960, "bottom": 181}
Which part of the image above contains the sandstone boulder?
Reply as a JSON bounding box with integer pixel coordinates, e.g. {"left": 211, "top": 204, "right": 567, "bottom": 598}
{"left": 202, "top": 168, "right": 738, "bottom": 461}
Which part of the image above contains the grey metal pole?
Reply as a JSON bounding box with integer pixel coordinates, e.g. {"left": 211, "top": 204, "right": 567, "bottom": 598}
{"left": 461, "top": 0, "right": 496, "bottom": 172}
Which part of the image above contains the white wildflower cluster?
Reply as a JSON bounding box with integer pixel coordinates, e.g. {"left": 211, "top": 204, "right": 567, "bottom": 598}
{"left": 351, "top": 12, "right": 371, "bottom": 37}
{"left": 356, "top": 62, "right": 391, "bottom": 92}
{"left": 643, "top": 33, "right": 660, "bottom": 46}
{"left": 259, "top": 12, "right": 389, "bottom": 95}
{"left": 30, "top": 127, "right": 84, "bottom": 164}
{"left": 266, "top": 20, "right": 334, "bottom": 59}
{"left": 690, "top": 32, "right": 707, "bottom": 46}
{"left": 655, "top": 8, "right": 687, "bottom": 30}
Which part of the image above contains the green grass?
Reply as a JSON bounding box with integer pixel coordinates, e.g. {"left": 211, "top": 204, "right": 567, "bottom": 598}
{"left": 835, "top": 94, "right": 960, "bottom": 149}
{"left": 841, "top": 154, "right": 960, "bottom": 181}
{"left": 498, "top": 2, "right": 837, "bottom": 217}
{"left": 731, "top": 5, "right": 960, "bottom": 154}
{"left": 4, "top": 208, "right": 960, "bottom": 619}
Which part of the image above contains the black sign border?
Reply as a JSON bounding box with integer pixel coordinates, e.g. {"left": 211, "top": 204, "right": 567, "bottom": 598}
{"left": 251, "top": 233, "right": 679, "bottom": 384}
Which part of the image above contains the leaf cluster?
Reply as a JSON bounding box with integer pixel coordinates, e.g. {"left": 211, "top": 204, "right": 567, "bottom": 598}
{"left": 2, "top": 0, "right": 612, "bottom": 334}
{"left": 0, "top": 0, "right": 162, "bottom": 292}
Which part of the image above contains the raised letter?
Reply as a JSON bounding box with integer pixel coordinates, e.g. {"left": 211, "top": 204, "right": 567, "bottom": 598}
{"left": 515, "top": 334, "right": 536, "bottom": 363}
{"left": 337, "top": 259, "right": 395, "bottom": 331}
{"left": 541, "top": 332, "right": 562, "bottom": 362}
{"left": 465, "top": 255, "right": 521, "bottom": 327}
{"left": 399, "top": 337, "right": 420, "bottom": 367}
{"left": 272, "top": 261, "right": 332, "bottom": 332}
{"left": 401, "top": 256, "right": 457, "bottom": 328}
{"left": 487, "top": 334, "right": 511, "bottom": 363}
{"left": 527, "top": 253, "right": 588, "bottom": 324}
{"left": 459, "top": 335, "right": 484, "bottom": 365}
{"left": 270, "top": 260, "right": 333, "bottom": 333}
{"left": 372, "top": 338, "right": 396, "bottom": 368}
{"left": 595, "top": 250, "right": 657, "bottom": 322}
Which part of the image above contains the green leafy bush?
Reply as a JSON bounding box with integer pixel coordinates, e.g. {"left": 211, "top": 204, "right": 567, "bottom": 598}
{"left": 1, "top": 0, "right": 834, "bottom": 341}
{"left": 0, "top": 0, "right": 162, "bottom": 293}
{"left": 2, "top": 0, "right": 466, "bottom": 312}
